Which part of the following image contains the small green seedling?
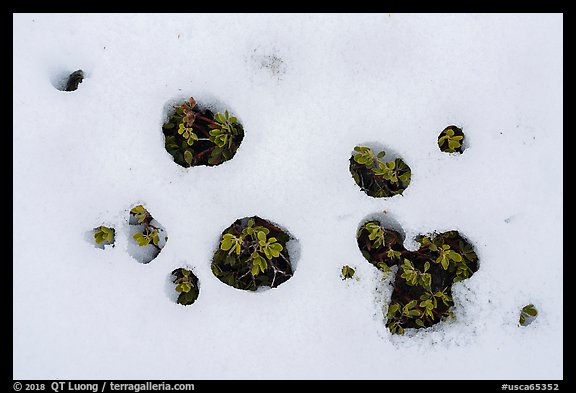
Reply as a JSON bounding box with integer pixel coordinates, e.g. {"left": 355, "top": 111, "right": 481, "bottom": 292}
{"left": 94, "top": 225, "right": 115, "bottom": 245}
{"left": 211, "top": 216, "right": 293, "bottom": 291}
{"left": 129, "top": 204, "right": 166, "bottom": 260}
{"left": 519, "top": 304, "right": 538, "bottom": 326}
{"left": 130, "top": 205, "right": 150, "bottom": 224}
{"left": 350, "top": 145, "right": 412, "bottom": 198}
{"left": 171, "top": 268, "right": 200, "bottom": 306}
{"left": 162, "top": 97, "right": 245, "bottom": 167}
{"left": 132, "top": 226, "right": 159, "bottom": 247}
{"left": 341, "top": 265, "right": 355, "bottom": 280}
{"left": 438, "top": 126, "right": 465, "bottom": 153}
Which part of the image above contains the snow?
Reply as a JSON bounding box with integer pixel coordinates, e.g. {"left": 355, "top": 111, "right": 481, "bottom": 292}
{"left": 13, "top": 13, "right": 562, "bottom": 379}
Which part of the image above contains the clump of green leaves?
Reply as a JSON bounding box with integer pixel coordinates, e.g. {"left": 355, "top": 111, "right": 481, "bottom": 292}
{"left": 211, "top": 216, "right": 293, "bottom": 291}
{"left": 350, "top": 146, "right": 411, "bottom": 198}
{"left": 357, "top": 220, "right": 404, "bottom": 272}
{"left": 133, "top": 226, "right": 160, "bottom": 247}
{"left": 357, "top": 219, "right": 479, "bottom": 334}
{"left": 129, "top": 205, "right": 167, "bottom": 261}
{"left": 519, "top": 304, "right": 538, "bottom": 326}
{"left": 94, "top": 225, "right": 115, "bottom": 246}
{"left": 163, "top": 97, "right": 245, "bottom": 167}
{"left": 438, "top": 126, "right": 465, "bottom": 153}
{"left": 171, "top": 268, "right": 200, "bottom": 306}
{"left": 341, "top": 265, "right": 355, "bottom": 280}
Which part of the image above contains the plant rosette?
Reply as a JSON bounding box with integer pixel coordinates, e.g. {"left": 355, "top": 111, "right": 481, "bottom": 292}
{"left": 171, "top": 268, "right": 200, "bottom": 306}
{"left": 93, "top": 225, "right": 115, "bottom": 248}
{"left": 349, "top": 145, "right": 412, "bottom": 198}
{"left": 211, "top": 216, "right": 293, "bottom": 291}
{"left": 438, "top": 125, "right": 465, "bottom": 154}
{"left": 162, "top": 97, "right": 245, "bottom": 167}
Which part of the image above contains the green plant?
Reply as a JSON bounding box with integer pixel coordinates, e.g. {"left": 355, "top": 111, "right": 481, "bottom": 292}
{"left": 357, "top": 220, "right": 479, "bottom": 334}
{"left": 133, "top": 226, "right": 160, "bottom": 247}
{"left": 219, "top": 218, "right": 284, "bottom": 278}
{"left": 400, "top": 259, "right": 432, "bottom": 289}
{"left": 350, "top": 146, "right": 411, "bottom": 198}
{"left": 357, "top": 220, "right": 404, "bottom": 271}
{"left": 435, "top": 244, "right": 463, "bottom": 270}
{"left": 438, "top": 126, "right": 465, "bottom": 153}
{"left": 130, "top": 205, "right": 150, "bottom": 224}
{"left": 162, "top": 97, "right": 244, "bottom": 167}
{"left": 94, "top": 225, "right": 115, "bottom": 245}
{"left": 361, "top": 222, "right": 386, "bottom": 249}
{"left": 129, "top": 205, "right": 166, "bottom": 253}
{"left": 211, "top": 216, "right": 293, "bottom": 291}
{"left": 209, "top": 111, "right": 240, "bottom": 149}
{"left": 341, "top": 265, "right": 355, "bottom": 279}
{"left": 519, "top": 304, "right": 538, "bottom": 326}
{"left": 171, "top": 268, "right": 200, "bottom": 306}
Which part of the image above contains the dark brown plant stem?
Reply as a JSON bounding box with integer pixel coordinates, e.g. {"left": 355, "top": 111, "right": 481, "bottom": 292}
{"left": 191, "top": 122, "right": 211, "bottom": 138}
{"left": 193, "top": 112, "right": 217, "bottom": 125}
{"left": 195, "top": 146, "right": 216, "bottom": 161}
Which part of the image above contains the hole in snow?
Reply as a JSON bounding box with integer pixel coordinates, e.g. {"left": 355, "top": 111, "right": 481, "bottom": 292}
{"left": 349, "top": 142, "right": 412, "bottom": 198}
{"left": 211, "top": 216, "right": 296, "bottom": 292}
{"left": 519, "top": 304, "right": 538, "bottom": 326}
{"left": 162, "top": 96, "right": 245, "bottom": 168}
{"left": 438, "top": 125, "right": 466, "bottom": 154}
{"left": 357, "top": 216, "right": 479, "bottom": 335}
{"left": 127, "top": 204, "right": 168, "bottom": 264}
{"left": 168, "top": 267, "right": 200, "bottom": 306}
{"left": 52, "top": 69, "right": 84, "bottom": 92}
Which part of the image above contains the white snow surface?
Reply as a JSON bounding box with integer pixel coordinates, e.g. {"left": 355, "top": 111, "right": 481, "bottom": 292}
{"left": 13, "top": 13, "right": 562, "bottom": 379}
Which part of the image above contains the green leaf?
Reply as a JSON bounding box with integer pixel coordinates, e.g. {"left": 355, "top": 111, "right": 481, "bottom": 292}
{"left": 258, "top": 257, "right": 267, "bottom": 273}
{"left": 176, "top": 282, "right": 192, "bottom": 293}
{"left": 415, "top": 318, "right": 425, "bottom": 327}
{"left": 405, "top": 300, "right": 418, "bottom": 309}
{"left": 251, "top": 263, "right": 260, "bottom": 276}
{"left": 448, "top": 140, "right": 461, "bottom": 150}
{"left": 522, "top": 304, "right": 538, "bottom": 317}
{"left": 387, "top": 303, "right": 400, "bottom": 316}
{"left": 257, "top": 231, "right": 267, "bottom": 243}
{"left": 341, "top": 265, "right": 355, "bottom": 279}
{"left": 184, "top": 150, "right": 193, "bottom": 165}
{"left": 130, "top": 205, "right": 146, "bottom": 214}
{"left": 449, "top": 251, "right": 463, "bottom": 262}
{"left": 220, "top": 234, "right": 236, "bottom": 251}
{"left": 424, "top": 261, "right": 430, "bottom": 272}
{"left": 441, "top": 257, "right": 449, "bottom": 270}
